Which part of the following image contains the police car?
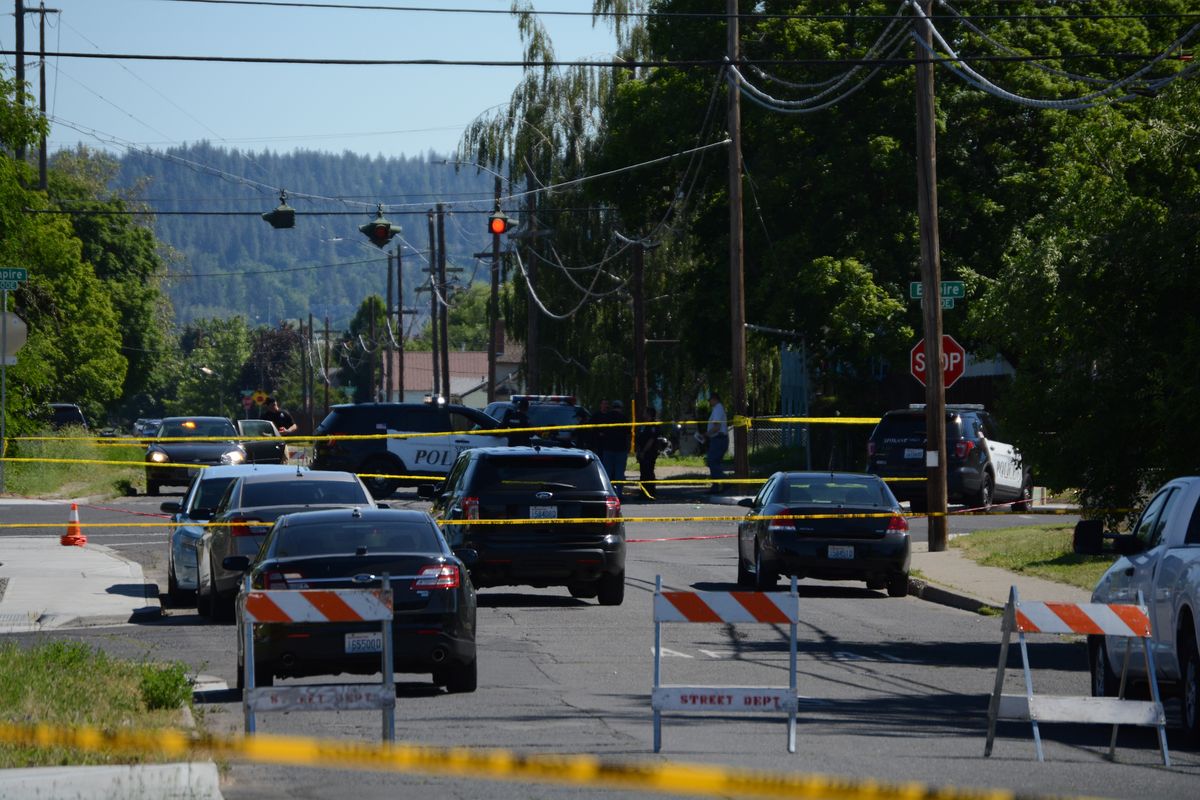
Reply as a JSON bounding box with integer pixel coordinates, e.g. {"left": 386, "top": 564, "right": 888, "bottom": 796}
{"left": 865, "top": 404, "right": 1032, "bottom": 512}
{"left": 482, "top": 394, "right": 591, "bottom": 448}
{"left": 311, "top": 401, "right": 510, "bottom": 498}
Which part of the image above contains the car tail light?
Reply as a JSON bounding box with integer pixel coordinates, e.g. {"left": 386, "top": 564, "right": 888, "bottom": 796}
{"left": 768, "top": 517, "right": 796, "bottom": 534}
{"left": 955, "top": 440, "right": 975, "bottom": 459}
{"left": 886, "top": 515, "right": 909, "bottom": 533}
{"left": 605, "top": 495, "right": 621, "bottom": 525}
{"left": 228, "top": 517, "right": 267, "bottom": 537}
{"left": 461, "top": 496, "right": 480, "bottom": 520}
{"left": 867, "top": 441, "right": 876, "bottom": 457}
{"left": 413, "top": 564, "right": 460, "bottom": 590}
{"left": 263, "top": 571, "right": 306, "bottom": 589}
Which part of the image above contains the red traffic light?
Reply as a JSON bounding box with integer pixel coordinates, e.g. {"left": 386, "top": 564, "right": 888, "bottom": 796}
{"left": 359, "top": 213, "right": 400, "bottom": 248}
{"left": 488, "top": 211, "right": 510, "bottom": 236}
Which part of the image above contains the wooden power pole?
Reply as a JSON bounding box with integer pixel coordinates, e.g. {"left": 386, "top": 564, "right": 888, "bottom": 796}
{"left": 727, "top": 0, "right": 749, "bottom": 479}
{"left": 437, "top": 203, "right": 450, "bottom": 401}
{"left": 427, "top": 211, "right": 440, "bottom": 398}
{"left": 487, "top": 177, "right": 501, "bottom": 402}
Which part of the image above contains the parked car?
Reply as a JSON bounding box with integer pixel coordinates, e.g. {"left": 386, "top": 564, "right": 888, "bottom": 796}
{"left": 195, "top": 468, "right": 378, "bottom": 621}
{"left": 48, "top": 403, "right": 87, "bottom": 430}
{"left": 1090, "top": 476, "right": 1200, "bottom": 741}
{"left": 224, "top": 507, "right": 477, "bottom": 693}
{"left": 133, "top": 418, "right": 162, "bottom": 437}
{"left": 144, "top": 417, "right": 247, "bottom": 496}
{"left": 865, "top": 404, "right": 1032, "bottom": 512}
{"left": 160, "top": 464, "right": 300, "bottom": 605}
{"left": 236, "top": 418, "right": 287, "bottom": 464}
{"left": 311, "top": 402, "right": 510, "bottom": 499}
{"left": 736, "top": 471, "right": 911, "bottom": 596}
{"left": 483, "top": 394, "right": 591, "bottom": 448}
{"left": 421, "top": 446, "right": 625, "bottom": 605}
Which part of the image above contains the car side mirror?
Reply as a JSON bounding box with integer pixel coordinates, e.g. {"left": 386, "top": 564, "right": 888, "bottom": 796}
{"left": 1072, "top": 520, "right": 1104, "bottom": 556}
{"left": 454, "top": 548, "right": 479, "bottom": 568}
{"left": 222, "top": 555, "right": 251, "bottom": 573}
{"left": 1114, "top": 535, "right": 1146, "bottom": 557}
{"left": 738, "top": 497, "right": 755, "bottom": 508}
{"left": 159, "top": 501, "right": 182, "bottom": 515}
{"left": 416, "top": 484, "right": 438, "bottom": 500}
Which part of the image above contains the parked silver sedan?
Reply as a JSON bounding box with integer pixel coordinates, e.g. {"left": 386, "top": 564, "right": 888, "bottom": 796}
{"left": 162, "top": 464, "right": 300, "bottom": 605}
{"left": 195, "top": 468, "right": 379, "bottom": 621}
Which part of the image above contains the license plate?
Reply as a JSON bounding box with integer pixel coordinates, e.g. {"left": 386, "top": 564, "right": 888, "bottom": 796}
{"left": 345, "top": 632, "right": 382, "bottom": 654}
{"left": 904, "top": 448, "right": 922, "bottom": 460}
{"left": 530, "top": 505, "right": 557, "bottom": 519}
{"left": 828, "top": 545, "right": 854, "bottom": 560}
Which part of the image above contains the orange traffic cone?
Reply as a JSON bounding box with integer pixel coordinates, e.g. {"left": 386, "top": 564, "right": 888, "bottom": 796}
{"left": 61, "top": 503, "right": 87, "bottom": 547}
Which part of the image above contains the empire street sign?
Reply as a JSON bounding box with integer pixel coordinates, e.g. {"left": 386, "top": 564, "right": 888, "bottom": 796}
{"left": 909, "top": 281, "right": 965, "bottom": 300}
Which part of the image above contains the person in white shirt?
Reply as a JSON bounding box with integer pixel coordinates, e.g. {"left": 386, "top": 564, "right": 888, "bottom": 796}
{"left": 705, "top": 391, "right": 728, "bottom": 493}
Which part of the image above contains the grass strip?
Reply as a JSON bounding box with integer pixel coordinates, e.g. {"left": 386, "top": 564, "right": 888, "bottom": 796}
{"left": 950, "top": 524, "right": 1115, "bottom": 591}
{"left": 4, "top": 428, "right": 142, "bottom": 498}
{"left": 0, "top": 641, "right": 196, "bottom": 768}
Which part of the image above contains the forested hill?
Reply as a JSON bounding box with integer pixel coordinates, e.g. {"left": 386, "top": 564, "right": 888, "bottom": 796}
{"left": 114, "top": 143, "right": 494, "bottom": 328}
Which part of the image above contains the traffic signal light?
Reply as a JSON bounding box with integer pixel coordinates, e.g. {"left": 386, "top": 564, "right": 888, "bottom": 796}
{"left": 262, "top": 191, "right": 295, "bottom": 229}
{"left": 488, "top": 210, "right": 510, "bottom": 236}
{"left": 360, "top": 209, "right": 401, "bottom": 248}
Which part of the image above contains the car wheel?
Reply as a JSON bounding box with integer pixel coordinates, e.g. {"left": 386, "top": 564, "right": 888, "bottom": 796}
{"left": 597, "top": 570, "right": 625, "bottom": 606}
{"left": 866, "top": 577, "right": 886, "bottom": 591}
{"left": 1011, "top": 474, "right": 1034, "bottom": 512}
{"left": 435, "top": 659, "right": 478, "bottom": 694}
{"left": 754, "top": 545, "right": 777, "bottom": 591}
{"left": 568, "top": 582, "right": 598, "bottom": 599}
{"left": 361, "top": 456, "right": 402, "bottom": 499}
{"left": 1089, "top": 635, "right": 1119, "bottom": 698}
{"left": 737, "top": 553, "right": 754, "bottom": 588}
{"left": 147, "top": 481, "right": 160, "bottom": 497}
{"left": 166, "top": 564, "right": 191, "bottom": 606}
{"left": 975, "top": 472, "right": 994, "bottom": 509}
{"left": 886, "top": 573, "right": 909, "bottom": 598}
{"left": 1181, "top": 628, "right": 1200, "bottom": 743}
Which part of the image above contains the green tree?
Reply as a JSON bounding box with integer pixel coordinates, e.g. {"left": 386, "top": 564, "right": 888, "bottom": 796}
{"left": 165, "top": 317, "right": 253, "bottom": 419}
{"left": 338, "top": 296, "right": 387, "bottom": 403}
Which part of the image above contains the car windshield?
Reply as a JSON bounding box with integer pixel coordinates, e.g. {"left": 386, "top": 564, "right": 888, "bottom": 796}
{"left": 240, "top": 420, "right": 275, "bottom": 436}
{"left": 476, "top": 456, "right": 605, "bottom": 492}
{"left": 161, "top": 419, "right": 237, "bottom": 438}
{"left": 778, "top": 479, "right": 888, "bottom": 506}
{"left": 273, "top": 520, "right": 442, "bottom": 558}
{"left": 241, "top": 479, "right": 368, "bottom": 507}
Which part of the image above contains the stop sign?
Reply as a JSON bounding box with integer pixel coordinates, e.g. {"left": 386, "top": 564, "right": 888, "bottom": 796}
{"left": 911, "top": 335, "right": 966, "bottom": 388}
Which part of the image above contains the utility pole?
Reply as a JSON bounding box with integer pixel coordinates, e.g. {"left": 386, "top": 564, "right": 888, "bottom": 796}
{"left": 916, "top": 0, "right": 949, "bottom": 552}
{"left": 395, "top": 247, "right": 405, "bottom": 400}
{"left": 632, "top": 240, "right": 648, "bottom": 416}
{"left": 524, "top": 168, "right": 540, "bottom": 393}
{"left": 437, "top": 203, "right": 450, "bottom": 401}
{"left": 307, "top": 312, "right": 315, "bottom": 431}
{"left": 487, "top": 176, "right": 502, "bottom": 402}
{"left": 727, "top": 0, "right": 749, "bottom": 479}
{"left": 14, "top": 1, "right": 24, "bottom": 165}
{"left": 427, "top": 210, "right": 440, "bottom": 398}
{"left": 322, "top": 315, "right": 330, "bottom": 417}
{"left": 386, "top": 250, "right": 394, "bottom": 401}
{"left": 368, "top": 306, "right": 377, "bottom": 400}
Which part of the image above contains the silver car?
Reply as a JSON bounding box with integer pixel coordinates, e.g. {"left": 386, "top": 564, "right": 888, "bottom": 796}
{"left": 195, "top": 469, "right": 378, "bottom": 621}
{"left": 162, "top": 464, "right": 300, "bottom": 605}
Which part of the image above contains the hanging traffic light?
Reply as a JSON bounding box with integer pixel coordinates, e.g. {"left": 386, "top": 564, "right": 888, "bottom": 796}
{"left": 488, "top": 210, "right": 511, "bottom": 236}
{"left": 360, "top": 207, "right": 401, "bottom": 248}
{"left": 262, "top": 190, "right": 295, "bottom": 229}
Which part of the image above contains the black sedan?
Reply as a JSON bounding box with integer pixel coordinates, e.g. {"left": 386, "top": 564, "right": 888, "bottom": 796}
{"left": 145, "top": 416, "right": 247, "bottom": 496}
{"left": 736, "top": 471, "right": 910, "bottom": 596}
{"left": 225, "top": 507, "right": 477, "bottom": 693}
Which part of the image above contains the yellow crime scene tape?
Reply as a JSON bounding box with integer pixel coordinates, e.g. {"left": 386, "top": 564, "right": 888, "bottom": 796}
{"left": 0, "top": 721, "right": 1091, "bottom": 800}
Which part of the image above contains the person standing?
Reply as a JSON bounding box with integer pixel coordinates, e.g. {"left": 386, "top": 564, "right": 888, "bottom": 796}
{"left": 603, "top": 400, "right": 631, "bottom": 497}
{"left": 261, "top": 396, "right": 297, "bottom": 435}
{"left": 588, "top": 398, "right": 613, "bottom": 461}
{"left": 636, "top": 407, "right": 663, "bottom": 500}
{"left": 705, "top": 391, "right": 728, "bottom": 493}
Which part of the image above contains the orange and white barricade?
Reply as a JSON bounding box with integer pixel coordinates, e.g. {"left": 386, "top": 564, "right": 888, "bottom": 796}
{"left": 985, "top": 586, "right": 1169, "bottom": 765}
{"left": 240, "top": 579, "right": 396, "bottom": 740}
{"left": 652, "top": 575, "right": 800, "bottom": 753}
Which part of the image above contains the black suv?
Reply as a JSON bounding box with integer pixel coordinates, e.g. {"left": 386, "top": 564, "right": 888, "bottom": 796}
{"left": 49, "top": 403, "right": 87, "bottom": 430}
{"left": 420, "top": 446, "right": 626, "bottom": 605}
{"left": 483, "top": 395, "right": 591, "bottom": 448}
{"left": 311, "top": 403, "right": 509, "bottom": 498}
{"left": 865, "top": 404, "right": 1032, "bottom": 512}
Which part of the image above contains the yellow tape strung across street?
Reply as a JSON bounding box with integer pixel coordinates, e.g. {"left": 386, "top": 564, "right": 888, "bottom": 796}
{"left": 0, "top": 722, "right": 1088, "bottom": 800}
{"left": 0, "top": 457, "right": 207, "bottom": 470}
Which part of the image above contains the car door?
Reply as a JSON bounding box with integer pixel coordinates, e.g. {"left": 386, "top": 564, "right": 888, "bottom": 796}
{"left": 740, "top": 475, "right": 776, "bottom": 563}
{"left": 237, "top": 419, "right": 285, "bottom": 464}
{"left": 979, "top": 414, "right": 1022, "bottom": 499}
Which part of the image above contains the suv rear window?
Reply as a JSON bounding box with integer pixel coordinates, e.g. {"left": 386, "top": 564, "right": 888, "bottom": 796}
{"left": 474, "top": 456, "right": 606, "bottom": 492}
{"left": 241, "top": 479, "right": 368, "bottom": 507}
{"left": 873, "top": 414, "right": 962, "bottom": 442}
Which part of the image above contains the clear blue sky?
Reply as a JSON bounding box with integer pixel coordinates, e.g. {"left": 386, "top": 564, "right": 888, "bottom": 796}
{"left": 5, "top": 0, "right": 620, "bottom": 161}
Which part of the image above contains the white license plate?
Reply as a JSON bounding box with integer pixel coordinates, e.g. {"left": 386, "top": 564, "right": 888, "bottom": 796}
{"left": 344, "top": 632, "right": 382, "bottom": 654}
{"left": 904, "top": 448, "right": 922, "bottom": 460}
{"left": 828, "top": 545, "right": 855, "bottom": 560}
{"left": 530, "top": 505, "right": 557, "bottom": 519}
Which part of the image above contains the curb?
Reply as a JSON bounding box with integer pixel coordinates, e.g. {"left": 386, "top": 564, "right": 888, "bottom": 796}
{"left": 908, "top": 576, "right": 1002, "bottom": 615}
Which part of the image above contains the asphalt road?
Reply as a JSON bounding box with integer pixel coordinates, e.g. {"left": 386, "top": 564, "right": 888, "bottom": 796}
{"left": 2, "top": 490, "right": 1197, "bottom": 799}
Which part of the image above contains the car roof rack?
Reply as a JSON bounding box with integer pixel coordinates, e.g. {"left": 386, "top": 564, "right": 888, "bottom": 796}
{"left": 906, "top": 403, "right": 985, "bottom": 411}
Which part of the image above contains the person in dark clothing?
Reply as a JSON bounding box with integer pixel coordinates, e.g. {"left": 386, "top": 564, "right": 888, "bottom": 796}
{"left": 635, "top": 407, "right": 663, "bottom": 500}
{"left": 260, "top": 397, "right": 297, "bottom": 434}
{"left": 603, "top": 400, "right": 631, "bottom": 496}
{"left": 588, "top": 399, "right": 614, "bottom": 459}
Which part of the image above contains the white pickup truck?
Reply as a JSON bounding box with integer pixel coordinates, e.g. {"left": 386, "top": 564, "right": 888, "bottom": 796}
{"left": 1090, "top": 475, "right": 1200, "bottom": 741}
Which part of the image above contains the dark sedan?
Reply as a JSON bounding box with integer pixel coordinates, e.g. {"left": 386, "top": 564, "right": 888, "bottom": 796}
{"left": 145, "top": 416, "right": 247, "bottom": 496}
{"left": 736, "top": 471, "right": 910, "bottom": 596}
{"left": 225, "top": 507, "right": 477, "bottom": 693}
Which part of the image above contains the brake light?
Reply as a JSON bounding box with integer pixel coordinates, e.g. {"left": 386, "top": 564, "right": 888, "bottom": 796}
{"left": 605, "top": 495, "right": 621, "bottom": 525}
{"left": 462, "top": 496, "right": 480, "bottom": 520}
{"left": 263, "top": 571, "right": 306, "bottom": 589}
{"left": 413, "top": 564, "right": 460, "bottom": 590}
{"left": 228, "top": 517, "right": 267, "bottom": 537}
{"left": 768, "top": 516, "right": 796, "bottom": 534}
{"left": 887, "top": 515, "right": 909, "bottom": 533}
{"left": 955, "top": 440, "right": 975, "bottom": 459}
